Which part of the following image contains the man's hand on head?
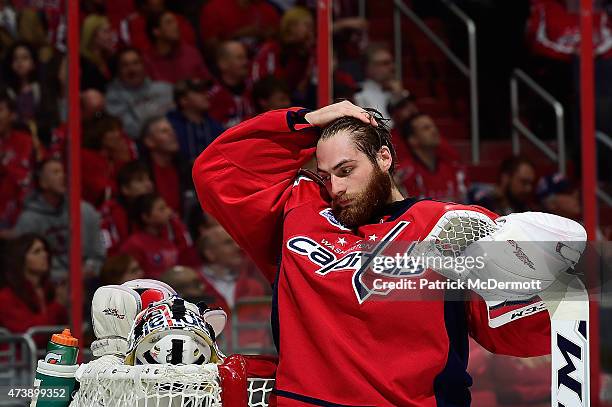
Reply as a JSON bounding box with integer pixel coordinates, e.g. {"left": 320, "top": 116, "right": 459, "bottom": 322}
{"left": 304, "top": 100, "right": 378, "bottom": 128}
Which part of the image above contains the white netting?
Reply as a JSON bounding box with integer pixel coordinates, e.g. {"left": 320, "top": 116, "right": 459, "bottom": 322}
{"left": 428, "top": 210, "right": 499, "bottom": 257}
{"left": 69, "top": 356, "right": 276, "bottom": 407}
{"left": 246, "top": 378, "right": 275, "bottom": 407}
{"left": 70, "top": 361, "right": 222, "bottom": 407}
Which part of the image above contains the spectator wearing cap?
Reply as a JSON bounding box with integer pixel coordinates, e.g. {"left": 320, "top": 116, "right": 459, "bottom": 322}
{"left": 536, "top": 173, "right": 581, "bottom": 220}
{"left": 469, "top": 156, "right": 536, "bottom": 215}
{"left": 140, "top": 116, "right": 194, "bottom": 217}
{"left": 208, "top": 41, "right": 255, "bottom": 129}
{"left": 106, "top": 47, "right": 174, "bottom": 140}
{"left": 142, "top": 10, "right": 210, "bottom": 84}
{"left": 0, "top": 89, "right": 35, "bottom": 230}
{"left": 251, "top": 76, "right": 291, "bottom": 114}
{"left": 535, "top": 172, "right": 605, "bottom": 240}
{"left": 395, "top": 113, "right": 466, "bottom": 203}
{"left": 166, "top": 79, "right": 223, "bottom": 163}
{"left": 252, "top": 7, "right": 315, "bottom": 105}
{"left": 120, "top": 0, "right": 196, "bottom": 53}
{"left": 354, "top": 43, "right": 408, "bottom": 125}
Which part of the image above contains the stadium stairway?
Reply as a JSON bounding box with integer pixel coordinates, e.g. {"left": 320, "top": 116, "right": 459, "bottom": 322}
{"left": 364, "top": 1, "right": 572, "bottom": 185}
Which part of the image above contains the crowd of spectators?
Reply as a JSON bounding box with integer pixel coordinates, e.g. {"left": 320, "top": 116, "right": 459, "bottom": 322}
{"left": 0, "top": 0, "right": 608, "bottom": 363}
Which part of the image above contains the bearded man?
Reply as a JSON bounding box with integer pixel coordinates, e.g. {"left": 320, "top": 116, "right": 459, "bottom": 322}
{"left": 193, "top": 101, "right": 555, "bottom": 406}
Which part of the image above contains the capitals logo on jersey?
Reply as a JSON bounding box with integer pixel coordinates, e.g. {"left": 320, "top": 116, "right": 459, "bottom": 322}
{"left": 287, "top": 220, "right": 426, "bottom": 303}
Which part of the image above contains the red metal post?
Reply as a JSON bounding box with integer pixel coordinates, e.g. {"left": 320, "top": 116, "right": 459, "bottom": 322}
{"left": 580, "top": 0, "right": 600, "bottom": 404}
{"left": 317, "top": 0, "right": 332, "bottom": 107}
{"left": 67, "top": 0, "right": 83, "bottom": 351}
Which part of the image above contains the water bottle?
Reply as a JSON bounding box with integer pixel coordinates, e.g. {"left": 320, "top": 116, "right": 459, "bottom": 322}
{"left": 31, "top": 329, "right": 79, "bottom": 407}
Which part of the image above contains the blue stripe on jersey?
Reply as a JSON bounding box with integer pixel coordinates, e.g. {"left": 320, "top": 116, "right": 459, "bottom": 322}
{"left": 433, "top": 290, "right": 473, "bottom": 406}
{"left": 271, "top": 261, "right": 281, "bottom": 353}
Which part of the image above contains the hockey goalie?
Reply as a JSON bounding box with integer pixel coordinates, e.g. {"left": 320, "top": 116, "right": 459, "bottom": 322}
{"left": 192, "top": 101, "right": 588, "bottom": 406}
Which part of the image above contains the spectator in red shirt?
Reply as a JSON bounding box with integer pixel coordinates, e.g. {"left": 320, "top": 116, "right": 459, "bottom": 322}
{"left": 119, "top": 0, "right": 196, "bottom": 52}
{"left": 251, "top": 76, "right": 291, "bottom": 114}
{"left": 0, "top": 233, "right": 67, "bottom": 335}
{"left": 100, "top": 160, "right": 154, "bottom": 255}
{"left": 252, "top": 7, "right": 315, "bottom": 104}
{"left": 47, "top": 89, "right": 138, "bottom": 164}
{"left": 396, "top": 113, "right": 467, "bottom": 202}
{"left": 80, "top": 15, "right": 116, "bottom": 91}
{"left": 140, "top": 116, "right": 193, "bottom": 216}
{"left": 81, "top": 113, "right": 132, "bottom": 207}
{"left": 0, "top": 90, "right": 34, "bottom": 229}
{"left": 526, "top": 0, "right": 612, "bottom": 61}
{"left": 199, "top": 0, "right": 280, "bottom": 53}
{"left": 120, "top": 192, "right": 190, "bottom": 278}
{"left": 208, "top": 41, "right": 255, "bottom": 129}
{"left": 142, "top": 10, "right": 210, "bottom": 84}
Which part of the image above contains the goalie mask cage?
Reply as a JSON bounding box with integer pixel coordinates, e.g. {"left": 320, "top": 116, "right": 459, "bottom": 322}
{"left": 70, "top": 354, "right": 277, "bottom": 407}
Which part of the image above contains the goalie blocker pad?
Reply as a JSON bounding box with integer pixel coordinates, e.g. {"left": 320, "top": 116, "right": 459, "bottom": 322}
{"left": 422, "top": 211, "right": 587, "bottom": 328}
{"left": 91, "top": 285, "right": 142, "bottom": 357}
{"left": 460, "top": 212, "right": 586, "bottom": 307}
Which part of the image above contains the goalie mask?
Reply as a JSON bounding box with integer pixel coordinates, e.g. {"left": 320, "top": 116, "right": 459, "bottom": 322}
{"left": 125, "top": 296, "right": 224, "bottom": 365}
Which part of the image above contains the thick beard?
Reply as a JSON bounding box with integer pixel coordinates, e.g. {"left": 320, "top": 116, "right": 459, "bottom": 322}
{"left": 332, "top": 166, "right": 392, "bottom": 229}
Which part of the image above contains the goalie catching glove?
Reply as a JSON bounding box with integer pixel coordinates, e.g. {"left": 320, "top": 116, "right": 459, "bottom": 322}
{"left": 417, "top": 211, "right": 587, "bottom": 302}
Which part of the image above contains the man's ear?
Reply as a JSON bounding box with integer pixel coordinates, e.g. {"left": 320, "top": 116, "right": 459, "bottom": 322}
{"left": 377, "top": 146, "right": 393, "bottom": 172}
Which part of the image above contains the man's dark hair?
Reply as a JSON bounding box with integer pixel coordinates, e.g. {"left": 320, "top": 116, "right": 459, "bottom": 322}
{"left": 0, "top": 87, "right": 16, "bottom": 112}
{"left": 33, "top": 157, "right": 62, "bottom": 190}
{"left": 140, "top": 115, "right": 167, "bottom": 141}
{"left": 3, "top": 41, "right": 39, "bottom": 91}
{"left": 320, "top": 109, "right": 397, "bottom": 175}
{"left": 117, "top": 160, "right": 151, "bottom": 189}
{"left": 252, "top": 76, "right": 289, "bottom": 111}
{"left": 82, "top": 113, "right": 121, "bottom": 150}
{"left": 110, "top": 46, "right": 143, "bottom": 78}
{"left": 129, "top": 192, "right": 161, "bottom": 227}
{"left": 400, "top": 112, "right": 428, "bottom": 140}
{"left": 499, "top": 155, "right": 535, "bottom": 179}
{"left": 145, "top": 10, "right": 171, "bottom": 43}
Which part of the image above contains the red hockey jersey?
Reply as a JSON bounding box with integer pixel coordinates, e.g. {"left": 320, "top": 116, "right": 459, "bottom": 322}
{"left": 193, "top": 109, "right": 550, "bottom": 406}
